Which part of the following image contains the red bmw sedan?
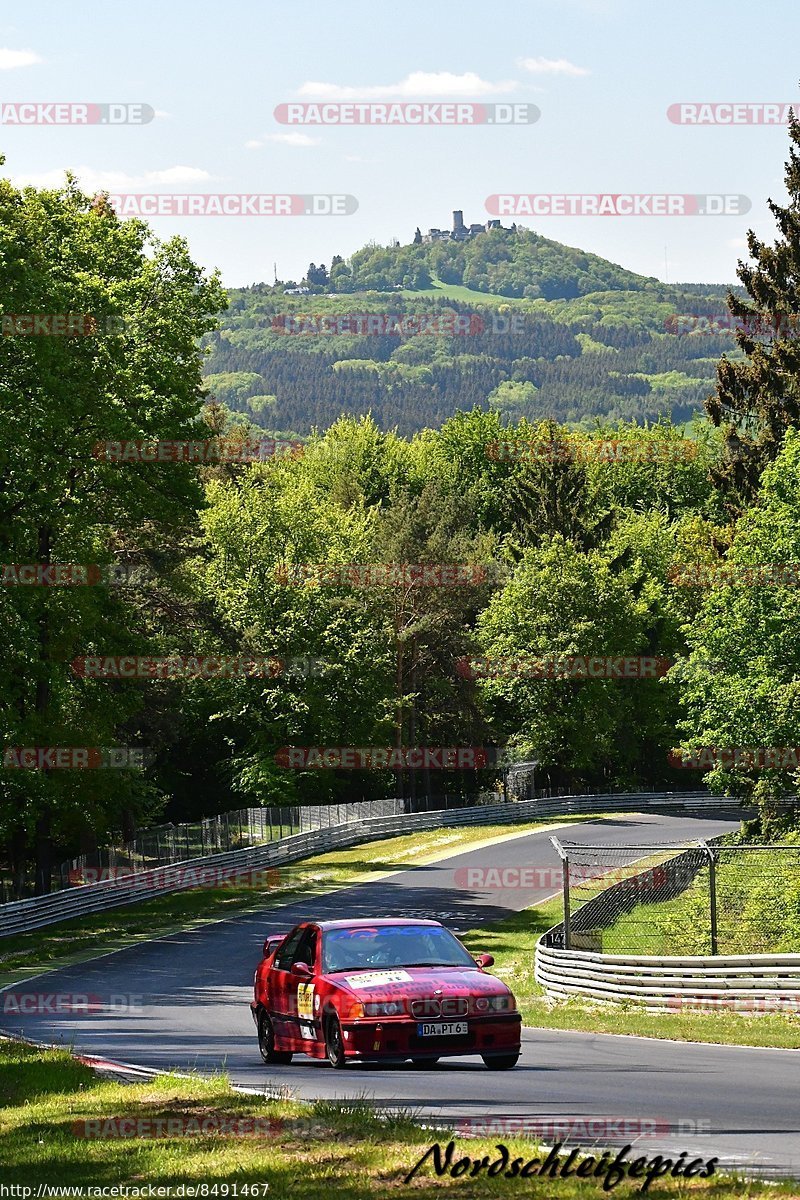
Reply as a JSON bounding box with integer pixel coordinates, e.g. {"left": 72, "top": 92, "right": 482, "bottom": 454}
{"left": 251, "top": 918, "right": 521, "bottom": 1069}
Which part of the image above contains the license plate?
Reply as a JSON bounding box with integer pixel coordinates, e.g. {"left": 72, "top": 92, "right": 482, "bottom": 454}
{"left": 417, "top": 1021, "right": 468, "bottom": 1037}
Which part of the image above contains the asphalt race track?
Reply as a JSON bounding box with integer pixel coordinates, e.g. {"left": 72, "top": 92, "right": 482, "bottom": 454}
{"left": 4, "top": 809, "right": 800, "bottom": 1177}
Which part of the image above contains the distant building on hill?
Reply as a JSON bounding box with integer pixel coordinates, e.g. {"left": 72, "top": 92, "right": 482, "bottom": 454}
{"left": 421, "top": 211, "right": 514, "bottom": 244}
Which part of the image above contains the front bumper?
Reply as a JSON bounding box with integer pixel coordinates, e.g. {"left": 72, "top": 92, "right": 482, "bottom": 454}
{"left": 339, "top": 1011, "right": 522, "bottom": 1060}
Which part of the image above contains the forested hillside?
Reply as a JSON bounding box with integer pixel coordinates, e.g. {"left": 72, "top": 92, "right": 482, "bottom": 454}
{"left": 202, "top": 230, "right": 742, "bottom": 434}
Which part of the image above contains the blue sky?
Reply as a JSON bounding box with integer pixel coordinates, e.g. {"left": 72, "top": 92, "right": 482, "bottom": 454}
{"left": 2, "top": 0, "right": 798, "bottom": 288}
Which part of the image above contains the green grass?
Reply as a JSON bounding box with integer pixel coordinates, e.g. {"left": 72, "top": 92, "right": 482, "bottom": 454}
{"left": 397, "top": 278, "right": 529, "bottom": 305}
{"left": 0, "top": 816, "right": 602, "bottom": 990}
{"left": 0, "top": 1039, "right": 792, "bottom": 1196}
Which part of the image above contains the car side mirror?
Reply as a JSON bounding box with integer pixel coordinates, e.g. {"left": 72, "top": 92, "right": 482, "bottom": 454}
{"left": 291, "top": 961, "right": 313, "bottom": 978}
{"left": 475, "top": 953, "right": 494, "bottom": 969}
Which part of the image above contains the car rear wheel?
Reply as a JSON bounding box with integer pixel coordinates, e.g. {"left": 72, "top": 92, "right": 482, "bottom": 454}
{"left": 258, "top": 1011, "right": 292, "bottom": 1065}
{"left": 482, "top": 1052, "right": 520, "bottom": 1070}
{"left": 325, "top": 1015, "right": 347, "bottom": 1068}
{"left": 410, "top": 1057, "right": 440, "bottom": 1067}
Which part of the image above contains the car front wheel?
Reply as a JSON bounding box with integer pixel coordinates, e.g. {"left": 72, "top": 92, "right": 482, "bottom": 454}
{"left": 258, "top": 1011, "right": 292, "bottom": 1065}
{"left": 325, "top": 1015, "right": 347, "bottom": 1068}
{"left": 482, "top": 1052, "right": 519, "bottom": 1070}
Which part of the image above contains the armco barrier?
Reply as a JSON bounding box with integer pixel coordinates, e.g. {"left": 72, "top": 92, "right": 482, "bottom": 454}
{"left": 533, "top": 836, "right": 800, "bottom": 1012}
{"left": 0, "top": 790, "right": 729, "bottom": 938}
{"left": 535, "top": 942, "right": 800, "bottom": 1011}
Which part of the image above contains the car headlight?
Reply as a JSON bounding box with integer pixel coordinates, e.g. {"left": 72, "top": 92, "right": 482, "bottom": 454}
{"left": 474, "top": 994, "right": 515, "bottom": 1013}
{"left": 363, "top": 1000, "right": 406, "bottom": 1016}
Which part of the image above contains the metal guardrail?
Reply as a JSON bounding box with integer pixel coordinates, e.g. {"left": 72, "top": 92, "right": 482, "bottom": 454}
{"left": 0, "top": 790, "right": 725, "bottom": 939}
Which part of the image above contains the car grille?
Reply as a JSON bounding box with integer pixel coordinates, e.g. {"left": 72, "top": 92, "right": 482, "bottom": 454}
{"left": 410, "top": 997, "right": 468, "bottom": 1018}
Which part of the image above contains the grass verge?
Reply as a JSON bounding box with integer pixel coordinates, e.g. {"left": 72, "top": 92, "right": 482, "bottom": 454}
{"left": 0, "top": 1038, "right": 793, "bottom": 1197}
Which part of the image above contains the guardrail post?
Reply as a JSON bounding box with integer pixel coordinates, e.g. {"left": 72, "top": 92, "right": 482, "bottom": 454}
{"left": 551, "top": 836, "right": 570, "bottom": 950}
{"left": 699, "top": 840, "right": 718, "bottom": 955}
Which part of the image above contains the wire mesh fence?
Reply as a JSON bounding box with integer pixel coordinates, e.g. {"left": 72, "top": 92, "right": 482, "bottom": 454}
{"left": 546, "top": 838, "right": 800, "bottom": 956}
{"left": 0, "top": 791, "right": 498, "bottom": 900}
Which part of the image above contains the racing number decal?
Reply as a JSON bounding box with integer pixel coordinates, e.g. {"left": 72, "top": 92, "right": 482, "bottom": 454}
{"left": 297, "top": 982, "right": 315, "bottom": 1024}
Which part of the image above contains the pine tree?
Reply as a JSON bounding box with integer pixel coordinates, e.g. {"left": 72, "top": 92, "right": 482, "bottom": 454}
{"left": 706, "top": 108, "right": 800, "bottom": 508}
{"left": 413, "top": 227, "right": 422, "bottom": 245}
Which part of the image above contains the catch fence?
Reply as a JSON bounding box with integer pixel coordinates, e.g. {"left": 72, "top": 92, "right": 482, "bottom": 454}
{"left": 546, "top": 838, "right": 800, "bottom": 956}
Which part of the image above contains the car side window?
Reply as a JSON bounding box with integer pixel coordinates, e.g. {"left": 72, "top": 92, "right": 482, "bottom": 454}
{"left": 292, "top": 927, "right": 318, "bottom": 970}
{"left": 274, "top": 928, "right": 305, "bottom": 972}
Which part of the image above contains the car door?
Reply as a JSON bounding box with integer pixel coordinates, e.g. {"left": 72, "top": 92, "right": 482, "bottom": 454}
{"left": 289, "top": 926, "right": 320, "bottom": 1051}
{"left": 268, "top": 925, "right": 306, "bottom": 1042}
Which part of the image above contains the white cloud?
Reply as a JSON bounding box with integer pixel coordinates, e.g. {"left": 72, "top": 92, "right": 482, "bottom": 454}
{"left": 247, "top": 132, "right": 320, "bottom": 148}
{"left": 297, "top": 71, "right": 518, "bottom": 99}
{"left": 727, "top": 238, "right": 749, "bottom": 249}
{"left": 517, "top": 56, "right": 589, "bottom": 76}
{"left": 11, "top": 164, "right": 213, "bottom": 190}
{"left": 0, "top": 47, "right": 41, "bottom": 69}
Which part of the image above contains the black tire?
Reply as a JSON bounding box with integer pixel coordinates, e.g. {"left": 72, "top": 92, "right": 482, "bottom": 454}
{"left": 258, "top": 1011, "right": 292, "bottom": 1065}
{"left": 482, "top": 1052, "right": 520, "bottom": 1070}
{"left": 410, "top": 1057, "right": 440, "bottom": 1068}
{"left": 325, "top": 1015, "right": 347, "bottom": 1068}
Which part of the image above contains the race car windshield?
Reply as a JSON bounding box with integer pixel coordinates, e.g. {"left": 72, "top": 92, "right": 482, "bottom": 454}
{"left": 321, "top": 924, "right": 477, "bottom": 972}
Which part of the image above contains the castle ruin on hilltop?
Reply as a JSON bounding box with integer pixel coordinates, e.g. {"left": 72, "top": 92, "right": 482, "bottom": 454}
{"left": 420, "top": 210, "right": 516, "bottom": 244}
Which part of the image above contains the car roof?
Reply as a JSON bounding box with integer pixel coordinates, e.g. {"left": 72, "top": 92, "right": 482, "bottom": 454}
{"left": 314, "top": 918, "right": 443, "bottom": 931}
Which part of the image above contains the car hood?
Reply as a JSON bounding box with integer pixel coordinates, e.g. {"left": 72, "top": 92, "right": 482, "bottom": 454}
{"left": 323, "top": 966, "right": 512, "bottom": 999}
